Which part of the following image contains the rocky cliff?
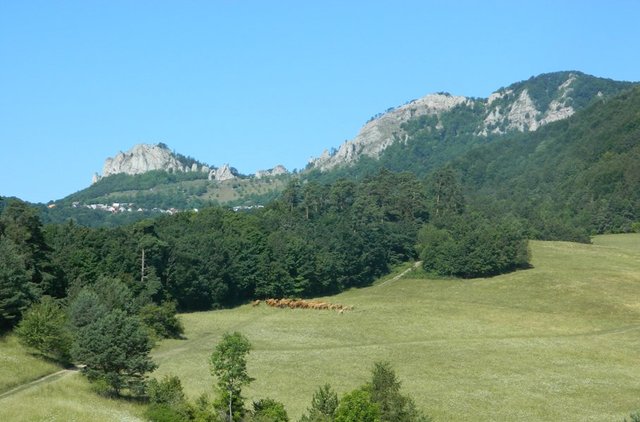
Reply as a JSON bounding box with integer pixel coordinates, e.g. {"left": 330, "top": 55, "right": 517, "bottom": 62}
{"left": 94, "top": 144, "right": 289, "bottom": 183}
{"left": 208, "top": 164, "right": 239, "bottom": 181}
{"left": 93, "top": 143, "right": 208, "bottom": 182}
{"left": 307, "top": 71, "right": 630, "bottom": 171}
{"left": 310, "top": 94, "right": 470, "bottom": 171}
{"left": 255, "top": 165, "right": 288, "bottom": 179}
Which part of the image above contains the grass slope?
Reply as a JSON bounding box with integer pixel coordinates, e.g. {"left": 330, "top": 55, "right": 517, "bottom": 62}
{"left": 152, "top": 234, "right": 640, "bottom": 421}
{"left": 0, "top": 373, "right": 147, "bottom": 421}
{"left": 0, "top": 334, "right": 61, "bottom": 392}
{"left": 0, "top": 334, "right": 147, "bottom": 421}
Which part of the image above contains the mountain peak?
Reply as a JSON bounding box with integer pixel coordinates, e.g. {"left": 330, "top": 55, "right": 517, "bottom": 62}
{"left": 307, "top": 71, "right": 634, "bottom": 172}
{"left": 94, "top": 143, "right": 212, "bottom": 183}
{"left": 309, "top": 93, "right": 471, "bottom": 171}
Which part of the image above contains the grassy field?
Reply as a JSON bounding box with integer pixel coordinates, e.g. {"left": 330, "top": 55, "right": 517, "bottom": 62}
{"left": 0, "top": 372, "right": 147, "bottom": 421}
{"left": 152, "top": 234, "right": 640, "bottom": 421}
{"left": 1, "top": 234, "right": 639, "bottom": 421}
{"left": 0, "top": 335, "right": 147, "bottom": 421}
{"left": 0, "top": 334, "right": 62, "bottom": 392}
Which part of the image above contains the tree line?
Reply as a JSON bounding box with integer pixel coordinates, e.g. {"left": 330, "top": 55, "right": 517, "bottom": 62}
{"left": 2, "top": 168, "right": 530, "bottom": 331}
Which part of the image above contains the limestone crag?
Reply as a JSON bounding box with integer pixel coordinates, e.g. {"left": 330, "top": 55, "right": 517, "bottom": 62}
{"left": 102, "top": 144, "right": 188, "bottom": 177}
{"left": 480, "top": 74, "right": 577, "bottom": 135}
{"left": 309, "top": 93, "right": 470, "bottom": 171}
{"left": 255, "top": 165, "right": 288, "bottom": 179}
{"left": 94, "top": 143, "right": 219, "bottom": 183}
{"left": 309, "top": 72, "right": 586, "bottom": 171}
{"left": 208, "top": 164, "right": 238, "bottom": 181}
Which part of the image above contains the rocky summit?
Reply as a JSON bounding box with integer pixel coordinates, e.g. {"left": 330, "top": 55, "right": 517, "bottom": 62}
{"left": 93, "top": 143, "right": 210, "bottom": 183}
{"left": 307, "top": 71, "right": 624, "bottom": 171}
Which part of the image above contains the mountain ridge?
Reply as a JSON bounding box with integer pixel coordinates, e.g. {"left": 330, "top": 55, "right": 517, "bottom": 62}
{"left": 35, "top": 70, "right": 638, "bottom": 227}
{"left": 307, "top": 71, "right": 634, "bottom": 171}
{"left": 93, "top": 143, "right": 288, "bottom": 183}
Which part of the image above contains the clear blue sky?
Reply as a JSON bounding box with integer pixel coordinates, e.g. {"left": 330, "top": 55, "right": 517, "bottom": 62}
{"left": 1, "top": 1, "right": 639, "bottom": 203}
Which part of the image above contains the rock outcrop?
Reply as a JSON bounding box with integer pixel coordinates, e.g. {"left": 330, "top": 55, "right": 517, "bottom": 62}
{"left": 480, "top": 74, "right": 577, "bottom": 135}
{"left": 93, "top": 143, "right": 234, "bottom": 183}
{"left": 208, "top": 164, "right": 238, "bottom": 181}
{"left": 307, "top": 72, "right": 605, "bottom": 171}
{"left": 101, "top": 144, "right": 187, "bottom": 177}
{"left": 255, "top": 165, "right": 288, "bottom": 179}
{"left": 309, "top": 93, "right": 470, "bottom": 171}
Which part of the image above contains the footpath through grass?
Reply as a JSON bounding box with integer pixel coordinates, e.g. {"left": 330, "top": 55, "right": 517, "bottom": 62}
{"left": 0, "top": 334, "right": 61, "bottom": 393}
{"left": 0, "top": 372, "right": 147, "bottom": 421}
{"left": 152, "top": 234, "right": 640, "bottom": 421}
{"left": 0, "top": 334, "right": 147, "bottom": 421}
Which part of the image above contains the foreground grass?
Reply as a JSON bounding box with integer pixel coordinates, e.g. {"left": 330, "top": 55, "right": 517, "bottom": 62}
{"left": 0, "top": 334, "right": 61, "bottom": 393}
{"left": 0, "top": 372, "right": 146, "bottom": 421}
{"left": 153, "top": 234, "right": 640, "bottom": 421}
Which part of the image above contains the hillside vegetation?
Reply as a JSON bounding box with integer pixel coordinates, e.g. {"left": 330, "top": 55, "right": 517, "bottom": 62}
{"left": 40, "top": 172, "right": 291, "bottom": 227}
{"left": 35, "top": 71, "right": 636, "bottom": 230}
{"left": 148, "top": 233, "right": 640, "bottom": 421}
{"left": 455, "top": 85, "right": 640, "bottom": 238}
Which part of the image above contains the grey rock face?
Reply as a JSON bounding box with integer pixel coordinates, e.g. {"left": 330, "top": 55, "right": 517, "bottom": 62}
{"left": 255, "top": 165, "right": 288, "bottom": 179}
{"left": 102, "top": 144, "right": 186, "bottom": 177}
{"left": 94, "top": 143, "right": 219, "bottom": 184}
{"left": 309, "top": 73, "right": 583, "bottom": 171}
{"left": 309, "top": 93, "right": 469, "bottom": 171}
{"left": 208, "top": 164, "right": 238, "bottom": 181}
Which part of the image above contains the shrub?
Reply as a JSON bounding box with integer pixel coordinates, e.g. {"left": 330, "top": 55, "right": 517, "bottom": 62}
{"left": 251, "top": 398, "right": 289, "bottom": 421}
{"left": 15, "top": 296, "right": 72, "bottom": 364}
{"left": 139, "top": 301, "right": 184, "bottom": 340}
{"left": 334, "top": 389, "right": 380, "bottom": 422}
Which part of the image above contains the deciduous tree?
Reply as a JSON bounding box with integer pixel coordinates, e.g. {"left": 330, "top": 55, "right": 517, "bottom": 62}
{"left": 210, "top": 331, "right": 254, "bottom": 421}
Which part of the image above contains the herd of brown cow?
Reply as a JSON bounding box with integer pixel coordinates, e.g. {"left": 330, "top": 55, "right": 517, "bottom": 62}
{"left": 251, "top": 298, "right": 352, "bottom": 313}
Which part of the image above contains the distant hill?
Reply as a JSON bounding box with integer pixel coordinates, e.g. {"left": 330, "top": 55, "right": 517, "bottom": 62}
{"left": 40, "top": 144, "right": 291, "bottom": 226}
{"left": 39, "top": 71, "right": 637, "bottom": 229}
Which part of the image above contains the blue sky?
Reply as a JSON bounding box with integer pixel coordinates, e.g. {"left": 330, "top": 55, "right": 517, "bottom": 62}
{"left": 1, "top": 1, "right": 639, "bottom": 203}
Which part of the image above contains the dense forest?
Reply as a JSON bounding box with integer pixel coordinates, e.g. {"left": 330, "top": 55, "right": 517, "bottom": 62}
{"left": 454, "top": 86, "right": 640, "bottom": 239}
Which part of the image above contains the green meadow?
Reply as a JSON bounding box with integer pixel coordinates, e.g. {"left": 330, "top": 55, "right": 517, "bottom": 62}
{"left": 0, "top": 333, "right": 147, "bottom": 421}
{"left": 152, "top": 233, "right": 640, "bottom": 421}
{"left": 1, "top": 234, "right": 639, "bottom": 421}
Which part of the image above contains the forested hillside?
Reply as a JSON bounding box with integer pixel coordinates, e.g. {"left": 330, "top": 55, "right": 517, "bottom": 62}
{"left": 454, "top": 85, "right": 640, "bottom": 239}
{"left": 308, "top": 83, "right": 640, "bottom": 241}
{"left": 39, "top": 171, "right": 290, "bottom": 227}
{"left": 34, "top": 71, "right": 635, "bottom": 230}
{"left": 305, "top": 71, "right": 635, "bottom": 181}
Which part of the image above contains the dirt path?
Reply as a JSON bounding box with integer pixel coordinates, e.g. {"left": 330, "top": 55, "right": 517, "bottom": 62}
{"left": 378, "top": 261, "right": 422, "bottom": 287}
{"left": 0, "top": 368, "right": 78, "bottom": 400}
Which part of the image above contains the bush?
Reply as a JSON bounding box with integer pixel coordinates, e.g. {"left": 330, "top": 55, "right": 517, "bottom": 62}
{"left": 300, "top": 383, "right": 338, "bottom": 421}
{"left": 334, "top": 389, "right": 380, "bottom": 422}
{"left": 251, "top": 398, "right": 289, "bottom": 421}
{"left": 146, "top": 404, "right": 190, "bottom": 422}
{"left": 139, "top": 301, "right": 184, "bottom": 340}
{"left": 625, "top": 412, "right": 640, "bottom": 422}
{"left": 15, "top": 296, "right": 72, "bottom": 364}
{"left": 147, "top": 375, "right": 186, "bottom": 406}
